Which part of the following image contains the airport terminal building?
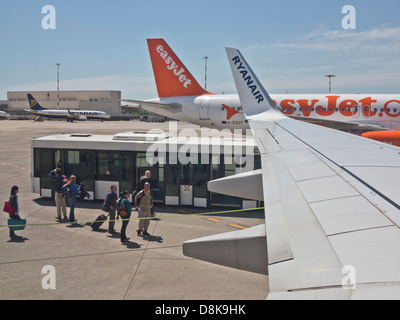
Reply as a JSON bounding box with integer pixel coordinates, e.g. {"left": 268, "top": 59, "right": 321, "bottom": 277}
{"left": 31, "top": 131, "right": 261, "bottom": 208}
{"left": 6, "top": 90, "right": 121, "bottom": 117}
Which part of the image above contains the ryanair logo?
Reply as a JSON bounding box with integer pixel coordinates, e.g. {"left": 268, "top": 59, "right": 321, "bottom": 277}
{"left": 30, "top": 99, "right": 37, "bottom": 107}
{"left": 232, "top": 56, "right": 264, "bottom": 104}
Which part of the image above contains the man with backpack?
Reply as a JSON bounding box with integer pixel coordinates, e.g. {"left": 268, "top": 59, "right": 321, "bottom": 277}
{"left": 134, "top": 182, "right": 153, "bottom": 237}
{"left": 132, "top": 170, "right": 155, "bottom": 217}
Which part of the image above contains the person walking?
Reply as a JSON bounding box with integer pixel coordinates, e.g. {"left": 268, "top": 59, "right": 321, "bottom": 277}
{"left": 67, "top": 175, "right": 80, "bottom": 223}
{"left": 117, "top": 190, "right": 132, "bottom": 243}
{"left": 49, "top": 168, "right": 68, "bottom": 221}
{"left": 8, "top": 185, "right": 21, "bottom": 239}
{"left": 104, "top": 184, "right": 118, "bottom": 234}
{"left": 135, "top": 182, "right": 153, "bottom": 237}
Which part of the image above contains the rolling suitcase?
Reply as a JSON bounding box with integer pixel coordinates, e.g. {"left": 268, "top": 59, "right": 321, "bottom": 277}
{"left": 91, "top": 213, "right": 109, "bottom": 231}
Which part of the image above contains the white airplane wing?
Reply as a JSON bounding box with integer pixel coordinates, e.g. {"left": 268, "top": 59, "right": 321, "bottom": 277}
{"left": 184, "top": 47, "right": 400, "bottom": 300}
{"left": 120, "top": 99, "right": 182, "bottom": 110}
{"left": 290, "top": 115, "right": 387, "bottom": 133}
{"left": 226, "top": 47, "right": 400, "bottom": 299}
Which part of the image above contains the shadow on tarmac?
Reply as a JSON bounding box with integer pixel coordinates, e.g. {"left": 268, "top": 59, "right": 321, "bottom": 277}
{"left": 7, "top": 236, "right": 29, "bottom": 243}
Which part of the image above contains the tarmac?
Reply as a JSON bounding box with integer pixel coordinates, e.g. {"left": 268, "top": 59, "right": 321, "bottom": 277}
{"left": 0, "top": 120, "right": 268, "bottom": 300}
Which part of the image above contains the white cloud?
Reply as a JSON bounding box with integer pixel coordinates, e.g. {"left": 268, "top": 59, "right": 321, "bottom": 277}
{"left": 240, "top": 26, "right": 400, "bottom": 93}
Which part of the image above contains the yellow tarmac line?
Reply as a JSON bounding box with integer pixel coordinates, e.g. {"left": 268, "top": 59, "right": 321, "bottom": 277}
{"left": 228, "top": 224, "right": 248, "bottom": 230}
{"left": 206, "top": 217, "right": 222, "bottom": 222}
{"left": 0, "top": 207, "right": 264, "bottom": 229}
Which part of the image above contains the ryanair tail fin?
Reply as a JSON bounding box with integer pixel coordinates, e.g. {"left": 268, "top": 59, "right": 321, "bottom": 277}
{"left": 27, "top": 94, "right": 46, "bottom": 110}
{"left": 147, "top": 38, "right": 211, "bottom": 98}
{"left": 225, "top": 47, "right": 282, "bottom": 118}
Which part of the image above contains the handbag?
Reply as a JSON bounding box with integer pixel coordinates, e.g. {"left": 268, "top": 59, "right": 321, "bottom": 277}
{"left": 3, "top": 201, "right": 15, "bottom": 215}
{"left": 8, "top": 218, "right": 26, "bottom": 231}
{"left": 101, "top": 202, "right": 110, "bottom": 212}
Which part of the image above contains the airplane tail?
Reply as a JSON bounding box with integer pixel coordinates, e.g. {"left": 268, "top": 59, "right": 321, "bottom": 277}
{"left": 27, "top": 94, "right": 46, "bottom": 110}
{"left": 147, "top": 38, "right": 211, "bottom": 98}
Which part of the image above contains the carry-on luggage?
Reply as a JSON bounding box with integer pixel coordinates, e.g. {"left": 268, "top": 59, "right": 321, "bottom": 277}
{"left": 8, "top": 218, "right": 26, "bottom": 231}
{"left": 90, "top": 213, "right": 109, "bottom": 231}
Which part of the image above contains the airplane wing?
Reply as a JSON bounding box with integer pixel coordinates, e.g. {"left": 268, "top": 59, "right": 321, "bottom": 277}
{"left": 227, "top": 47, "right": 400, "bottom": 299}
{"left": 290, "top": 115, "right": 387, "bottom": 133}
{"left": 184, "top": 47, "right": 400, "bottom": 300}
{"left": 120, "top": 99, "right": 182, "bottom": 111}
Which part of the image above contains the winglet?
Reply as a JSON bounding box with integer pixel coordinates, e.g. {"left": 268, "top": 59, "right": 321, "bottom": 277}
{"left": 27, "top": 94, "right": 46, "bottom": 110}
{"left": 225, "top": 47, "right": 283, "bottom": 118}
{"left": 147, "top": 38, "right": 212, "bottom": 98}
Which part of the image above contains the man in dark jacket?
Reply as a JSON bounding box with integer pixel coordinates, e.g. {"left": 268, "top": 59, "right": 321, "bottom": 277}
{"left": 104, "top": 185, "right": 118, "bottom": 234}
{"left": 48, "top": 168, "right": 68, "bottom": 221}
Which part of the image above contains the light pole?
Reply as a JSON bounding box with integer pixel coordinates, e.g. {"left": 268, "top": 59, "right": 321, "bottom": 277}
{"left": 325, "top": 74, "right": 336, "bottom": 94}
{"left": 56, "top": 63, "right": 60, "bottom": 108}
{"left": 202, "top": 56, "right": 208, "bottom": 90}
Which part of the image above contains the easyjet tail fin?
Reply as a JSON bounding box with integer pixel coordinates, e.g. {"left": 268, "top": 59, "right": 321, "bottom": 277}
{"left": 27, "top": 94, "right": 46, "bottom": 110}
{"left": 147, "top": 38, "right": 212, "bottom": 98}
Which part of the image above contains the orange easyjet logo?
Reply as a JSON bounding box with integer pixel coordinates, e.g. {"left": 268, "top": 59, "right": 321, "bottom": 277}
{"left": 222, "top": 104, "right": 242, "bottom": 120}
{"left": 273, "top": 96, "right": 400, "bottom": 119}
{"left": 156, "top": 45, "right": 192, "bottom": 88}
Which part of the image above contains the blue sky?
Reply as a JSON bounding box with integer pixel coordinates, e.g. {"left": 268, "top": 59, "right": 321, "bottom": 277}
{"left": 1, "top": 0, "right": 400, "bottom": 100}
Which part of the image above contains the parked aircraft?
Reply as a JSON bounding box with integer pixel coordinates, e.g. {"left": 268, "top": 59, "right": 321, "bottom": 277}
{"left": 26, "top": 94, "right": 110, "bottom": 122}
{"left": 0, "top": 111, "right": 11, "bottom": 119}
{"left": 122, "top": 38, "right": 400, "bottom": 145}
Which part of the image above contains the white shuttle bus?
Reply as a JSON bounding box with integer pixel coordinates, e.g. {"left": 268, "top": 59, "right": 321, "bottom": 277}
{"left": 31, "top": 130, "right": 261, "bottom": 208}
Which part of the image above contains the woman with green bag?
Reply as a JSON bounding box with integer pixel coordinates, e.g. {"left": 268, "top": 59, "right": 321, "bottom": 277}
{"left": 8, "top": 185, "right": 24, "bottom": 239}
